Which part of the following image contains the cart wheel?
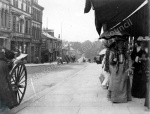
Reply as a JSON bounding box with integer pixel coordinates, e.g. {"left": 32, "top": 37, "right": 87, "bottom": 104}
{"left": 10, "top": 62, "right": 27, "bottom": 105}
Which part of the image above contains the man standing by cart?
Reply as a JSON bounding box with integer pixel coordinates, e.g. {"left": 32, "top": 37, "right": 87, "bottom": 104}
{"left": 0, "top": 40, "right": 17, "bottom": 110}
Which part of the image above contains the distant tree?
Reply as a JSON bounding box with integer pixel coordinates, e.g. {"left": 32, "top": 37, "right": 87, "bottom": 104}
{"left": 68, "top": 40, "right": 104, "bottom": 59}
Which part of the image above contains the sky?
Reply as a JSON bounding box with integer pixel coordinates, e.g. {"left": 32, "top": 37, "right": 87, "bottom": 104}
{"left": 38, "top": 0, "right": 99, "bottom": 42}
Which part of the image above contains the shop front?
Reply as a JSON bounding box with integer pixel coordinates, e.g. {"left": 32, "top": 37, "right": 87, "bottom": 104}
{"left": 84, "top": 0, "right": 149, "bottom": 109}
{"left": 10, "top": 34, "right": 31, "bottom": 63}
{"left": 31, "top": 39, "right": 42, "bottom": 63}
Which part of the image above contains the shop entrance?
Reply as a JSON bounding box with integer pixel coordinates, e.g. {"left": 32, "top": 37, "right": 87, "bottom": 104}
{"left": 31, "top": 46, "right": 35, "bottom": 63}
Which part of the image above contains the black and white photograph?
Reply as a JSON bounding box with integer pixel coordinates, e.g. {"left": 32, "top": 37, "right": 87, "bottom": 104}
{"left": 0, "top": 0, "right": 150, "bottom": 114}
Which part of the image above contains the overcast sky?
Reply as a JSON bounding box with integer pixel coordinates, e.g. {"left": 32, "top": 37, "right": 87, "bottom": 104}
{"left": 39, "top": 0, "right": 99, "bottom": 42}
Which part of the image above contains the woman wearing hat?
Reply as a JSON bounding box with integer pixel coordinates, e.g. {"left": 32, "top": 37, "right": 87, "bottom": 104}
{"left": 107, "top": 38, "right": 132, "bottom": 103}
{"left": 100, "top": 39, "right": 115, "bottom": 89}
{"left": 131, "top": 39, "right": 149, "bottom": 98}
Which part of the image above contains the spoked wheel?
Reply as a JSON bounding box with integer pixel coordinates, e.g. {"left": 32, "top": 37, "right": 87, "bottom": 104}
{"left": 9, "top": 62, "right": 27, "bottom": 105}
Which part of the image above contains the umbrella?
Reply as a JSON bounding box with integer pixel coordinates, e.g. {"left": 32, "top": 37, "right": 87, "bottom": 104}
{"left": 99, "top": 48, "right": 107, "bottom": 55}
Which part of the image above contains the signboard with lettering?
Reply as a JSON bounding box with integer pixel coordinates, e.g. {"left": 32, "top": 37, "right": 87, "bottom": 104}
{"left": 0, "top": 33, "right": 9, "bottom": 37}
{"left": 31, "top": 39, "right": 41, "bottom": 43}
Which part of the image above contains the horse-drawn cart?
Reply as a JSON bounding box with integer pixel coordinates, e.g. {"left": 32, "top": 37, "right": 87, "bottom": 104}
{"left": 8, "top": 54, "right": 28, "bottom": 106}
{"left": 0, "top": 52, "right": 28, "bottom": 108}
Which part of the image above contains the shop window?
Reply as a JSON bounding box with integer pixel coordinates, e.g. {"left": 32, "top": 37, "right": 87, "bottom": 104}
{"left": 11, "top": 41, "right": 16, "bottom": 51}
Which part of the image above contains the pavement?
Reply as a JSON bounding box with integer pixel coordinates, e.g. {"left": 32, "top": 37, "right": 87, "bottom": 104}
{"left": 8, "top": 63, "right": 150, "bottom": 114}
{"left": 25, "top": 62, "right": 57, "bottom": 67}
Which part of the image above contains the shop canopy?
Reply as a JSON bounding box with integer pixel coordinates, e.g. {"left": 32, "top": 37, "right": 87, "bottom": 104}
{"left": 84, "top": 0, "right": 148, "bottom": 37}
{"left": 99, "top": 30, "right": 130, "bottom": 39}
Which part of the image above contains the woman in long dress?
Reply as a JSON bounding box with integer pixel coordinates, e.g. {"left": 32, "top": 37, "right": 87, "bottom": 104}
{"left": 131, "top": 41, "right": 149, "bottom": 98}
{"left": 108, "top": 40, "right": 132, "bottom": 103}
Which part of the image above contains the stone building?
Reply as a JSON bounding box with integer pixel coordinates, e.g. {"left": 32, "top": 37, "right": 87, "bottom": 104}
{"left": 0, "top": 0, "right": 11, "bottom": 49}
{"left": 10, "top": 0, "right": 32, "bottom": 62}
{"left": 31, "top": 0, "right": 44, "bottom": 63}
{"left": 41, "top": 29, "right": 62, "bottom": 62}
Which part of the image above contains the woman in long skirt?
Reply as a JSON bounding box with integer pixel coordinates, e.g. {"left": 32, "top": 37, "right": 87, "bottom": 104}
{"left": 108, "top": 40, "right": 132, "bottom": 103}
{"left": 131, "top": 41, "right": 148, "bottom": 98}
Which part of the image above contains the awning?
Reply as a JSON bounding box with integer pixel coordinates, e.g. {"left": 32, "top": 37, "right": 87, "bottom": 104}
{"left": 111, "top": 3, "right": 149, "bottom": 38}
{"left": 99, "top": 30, "right": 130, "bottom": 39}
{"left": 84, "top": 0, "right": 146, "bottom": 35}
{"left": 42, "top": 31, "right": 55, "bottom": 39}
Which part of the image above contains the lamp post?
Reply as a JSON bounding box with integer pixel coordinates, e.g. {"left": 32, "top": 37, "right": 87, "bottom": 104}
{"left": 145, "top": 0, "right": 150, "bottom": 109}
{"left": 147, "top": 0, "right": 150, "bottom": 109}
{"left": 61, "top": 22, "right": 63, "bottom": 57}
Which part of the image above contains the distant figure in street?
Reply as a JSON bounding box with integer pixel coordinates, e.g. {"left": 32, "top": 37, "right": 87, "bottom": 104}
{"left": 35, "top": 57, "right": 39, "bottom": 64}
{"left": 94, "top": 57, "right": 96, "bottom": 63}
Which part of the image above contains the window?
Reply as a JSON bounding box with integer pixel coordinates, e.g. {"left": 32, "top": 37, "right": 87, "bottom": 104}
{"left": 13, "top": 16, "right": 16, "bottom": 31}
{"left": 5, "top": 10, "right": 8, "bottom": 27}
{"left": 16, "top": 0, "right": 18, "bottom": 8}
{"left": 20, "top": 20, "right": 23, "bottom": 33}
{"left": 25, "top": 20, "right": 28, "bottom": 33}
{"left": 21, "top": 2, "right": 23, "bottom": 10}
{"left": 25, "top": 20, "right": 31, "bottom": 34}
{"left": 13, "top": 0, "right": 15, "bottom": 6}
{"left": 1, "top": 9, "right": 4, "bottom": 27}
{"left": 16, "top": 17, "right": 19, "bottom": 32}
{"left": 32, "top": 24, "right": 35, "bottom": 38}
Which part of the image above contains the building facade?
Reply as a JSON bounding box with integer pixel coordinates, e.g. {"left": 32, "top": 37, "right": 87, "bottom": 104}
{"left": 31, "top": 0, "right": 44, "bottom": 63}
{"left": 41, "top": 29, "right": 62, "bottom": 62}
{"left": 43, "top": 29, "right": 62, "bottom": 61}
{"left": 10, "top": 0, "right": 32, "bottom": 62}
{"left": 0, "top": 0, "right": 11, "bottom": 49}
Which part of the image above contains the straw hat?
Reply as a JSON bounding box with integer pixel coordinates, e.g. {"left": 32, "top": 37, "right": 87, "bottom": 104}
{"left": 137, "top": 36, "right": 150, "bottom": 41}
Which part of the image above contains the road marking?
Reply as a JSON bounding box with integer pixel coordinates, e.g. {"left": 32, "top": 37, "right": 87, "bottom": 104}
{"left": 31, "top": 78, "right": 36, "bottom": 97}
